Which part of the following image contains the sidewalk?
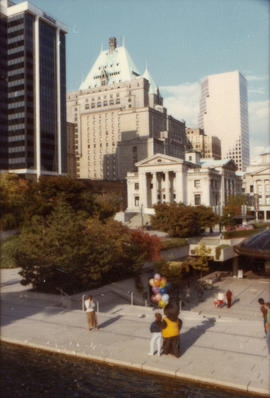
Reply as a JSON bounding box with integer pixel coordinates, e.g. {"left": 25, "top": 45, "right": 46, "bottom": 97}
{"left": 1, "top": 268, "right": 270, "bottom": 396}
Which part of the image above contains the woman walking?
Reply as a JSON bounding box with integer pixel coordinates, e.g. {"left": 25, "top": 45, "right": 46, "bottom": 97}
{"left": 84, "top": 295, "right": 98, "bottom": 331}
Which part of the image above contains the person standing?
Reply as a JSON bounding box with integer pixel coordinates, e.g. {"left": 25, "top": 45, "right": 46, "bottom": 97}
{"left": 265, "top": 302, "right": 270, "bottom": 355}
{"left": 148, "top": 312, "right": 163, "bottom": 356}
{"left": 226, "top": 289, "right": 232, "bottom": 308}
{"left": 161, "top": 302, "right": 182, "bottom": 358}
{"left": 84, "top": 295, "right": 98, "bottom": 331}
{"left": 258, "top": 298, "right": 267, "bottom": 335}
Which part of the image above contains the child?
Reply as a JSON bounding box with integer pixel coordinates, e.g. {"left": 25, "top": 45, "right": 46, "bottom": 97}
{"left": 148, "top": 312, "right": 162, "bottom": 356}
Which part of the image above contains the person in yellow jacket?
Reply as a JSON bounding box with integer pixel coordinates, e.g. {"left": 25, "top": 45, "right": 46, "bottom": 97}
{"left": 161, "top": 302, "right": 182, "bottom": 358}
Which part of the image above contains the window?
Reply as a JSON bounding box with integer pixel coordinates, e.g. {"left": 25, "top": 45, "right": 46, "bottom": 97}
{"left": 135, "top": 183, "right": 139, "bottom": 190}
{"left": 134, "top": 196, "right": 139, "bottom": 207}
{"left": 250, "top": 185, "right": 253, "bottom": 193}
{"left": 194, "top": 180, "right": 200, "bottom": 188}
{"left": 194, "top": 194, "right": 201, "bottom": 205}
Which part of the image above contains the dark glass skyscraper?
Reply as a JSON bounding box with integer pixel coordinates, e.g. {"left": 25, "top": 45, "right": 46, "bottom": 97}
{"left": 0, "top": 0, "right": 67, "bottom": 178}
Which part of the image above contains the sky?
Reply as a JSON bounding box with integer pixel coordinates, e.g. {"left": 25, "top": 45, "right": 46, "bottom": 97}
{"left": 21, "top": 0, "right": 269, "bottom": 161}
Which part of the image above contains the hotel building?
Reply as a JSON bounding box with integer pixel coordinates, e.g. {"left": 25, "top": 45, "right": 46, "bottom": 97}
{"left": 67, "top": 37, "right": 188, "bottom": 181}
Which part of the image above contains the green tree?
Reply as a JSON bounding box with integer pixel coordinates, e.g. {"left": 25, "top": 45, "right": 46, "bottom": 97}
{"left": 183, "top": 244, "right": 212, "bottom": 278}
{"left": 16, "top": 204, "right": 162, "bottom": 293}
{"left": 195, "top": 205, "right": 220, "bottom": 232}
{"left": 151, "top": 203, "right": 201, "bottom": 237}
{"left": 0, "top": 173, "right": 28, "bottom": 229}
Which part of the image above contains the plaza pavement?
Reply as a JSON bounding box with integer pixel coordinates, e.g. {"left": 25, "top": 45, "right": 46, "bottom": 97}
{"left": 1, "top": 268, "right": 270, "bottom": 396}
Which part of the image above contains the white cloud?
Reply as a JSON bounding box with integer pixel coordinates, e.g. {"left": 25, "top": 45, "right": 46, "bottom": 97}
{"left": 160, "top": 82, "right": 200, "bottom": 127}
{"left": 249, "top": 99, "right": 270, "bottom": 161}
{"left": 248, "top": 88, "right": 265, "bottom": 95}
{"left": 246, "top": 74, "right": 268, "bottom": 82}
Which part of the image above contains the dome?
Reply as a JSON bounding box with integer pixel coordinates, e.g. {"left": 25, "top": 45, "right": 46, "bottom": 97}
{"left": 234, "top": 228, "right": 270, "bottom": 259}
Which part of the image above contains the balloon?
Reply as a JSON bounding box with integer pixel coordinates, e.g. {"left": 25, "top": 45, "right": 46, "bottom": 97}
{"left": 162, "top": 294, "right": 169, "bottom": 302}
{"left": 155, "top": 293, "right": 162, "bottom": 301}
{"left": 153, "top": 279, "right": 160, "bottom": 287}
{"left": 159, "top": 278, "right": 167, "bottom": 288}
{"left": 154, "top": 273, "right": 161, "bottom": 280}
{"left": 160, "top": 287, "right": 166, "bottom": 294}
{"left": 158, "top": 299, "right": 166, "bottom": 308}
{"left": 149, "top": 278, "right": 155, "bottom": 286}
{"left": 151, "top": 295, "right": 158, "bottom": 302}
{"left": 152, "top": 286, "right": 160, "bottom": 294}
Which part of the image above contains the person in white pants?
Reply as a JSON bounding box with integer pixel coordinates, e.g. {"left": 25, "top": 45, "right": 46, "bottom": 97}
{"left": 148, "top": 312, "right": 162, "bottom": 356}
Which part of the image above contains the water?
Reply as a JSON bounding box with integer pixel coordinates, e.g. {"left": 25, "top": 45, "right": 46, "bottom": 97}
{"left": 0, "top": 342, "right": 258, "bottom": 398}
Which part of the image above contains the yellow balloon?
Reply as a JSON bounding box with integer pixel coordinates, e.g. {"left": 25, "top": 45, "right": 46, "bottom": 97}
{"left": 149, "top": 278, "right": 154, "bottom": 286}
{"left": 158, "top": 299, "right": 166, "bottom": 308}
{"left": 159, "top": 280, "right": 166, "bottom": 288}
{"left": 154, "top": 279, "right": 160, "bottom": 287}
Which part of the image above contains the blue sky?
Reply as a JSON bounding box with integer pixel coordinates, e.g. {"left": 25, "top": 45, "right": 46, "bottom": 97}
{"left": 25, "top": 0, "right": 269, "bottom": 160}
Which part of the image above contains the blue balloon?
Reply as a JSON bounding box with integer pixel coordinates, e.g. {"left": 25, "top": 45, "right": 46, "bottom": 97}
{"left": 160, "top": 287, "right": 167, "bottom": 294}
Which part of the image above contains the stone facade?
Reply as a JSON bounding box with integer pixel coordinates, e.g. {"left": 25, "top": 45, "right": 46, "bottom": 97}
{"left": 186, "top": 128, "right": 221, "bottom": 160}
{"left": 243, "top": 153, "right": 270, "bottom": 221}
{"left": 126, "top": 151, "right": 242, "bottom": 215}
{"left": 66, "top": 38, "right": 187, "bottom": 180}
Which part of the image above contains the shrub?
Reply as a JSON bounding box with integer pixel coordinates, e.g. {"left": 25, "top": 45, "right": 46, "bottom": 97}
{"left": 0, "top": 213, "right": 18, "bottom": 231}
{"left": 162, "top": 237, "right": 188, "bottom": 249}
{"left": 1, "top": 234, "right": 20, "bottom": 268}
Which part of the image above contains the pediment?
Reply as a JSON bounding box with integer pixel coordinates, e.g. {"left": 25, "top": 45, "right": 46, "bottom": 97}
{"left": 135, "top": 153, "right": 184, "bottom": 167}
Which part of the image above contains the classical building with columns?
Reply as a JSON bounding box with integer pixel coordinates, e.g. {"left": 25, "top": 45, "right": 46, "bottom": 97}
{"left": 0, "top": 0, "right": 67, "bottom": 179}
{"left": 243, "top": 152, "right": 270, "bottom": 221}
{"left": 126, "top": 151, "right": 242, "bottom": 215}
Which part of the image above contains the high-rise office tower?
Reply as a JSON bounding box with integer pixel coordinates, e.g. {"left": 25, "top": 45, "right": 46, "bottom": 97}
{"left": 67, "top": 37, "right": 187, "bottom": 180}
{"left": 198, "top": 71, "right": 249, "bottom": 171}
{"left": 0, "top": 0, "right": 67, "bottom": 179}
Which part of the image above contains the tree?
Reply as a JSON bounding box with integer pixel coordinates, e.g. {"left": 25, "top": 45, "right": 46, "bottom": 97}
{"left": 0, "top": 173, "right": 28, "bottom": 229}
{"left": 183, "top": 244, "right": 212, "bottom": 278}
{"left": 151, "top": 203, "right": 201, "bottom": 237}
{"left": 195, "top": 205, "right": 220, "bottom": 231}
{"left": 221, "top": 194, "right": 249, "bottom": 227}
{"left": 16, "top": 204, "right": 162, "bottom": 293}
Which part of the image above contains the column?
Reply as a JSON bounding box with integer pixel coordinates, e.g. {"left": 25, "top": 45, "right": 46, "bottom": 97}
{"left": 175, "top": 170, "right": 183, "bottom": 203}
{"left": 152, "top": 172, "right": 158, "bottom": 206}
{"left": 139, "top": 172, "right": 147, "bottom": 209}
{"left": 56, "top": 28, "right": 62, "bottom": 174}
{"left": 34, "top": 16, "right": 40, "bottom": 179}
{"left": 165, "top": 171, "right": 170, "bottom": 203}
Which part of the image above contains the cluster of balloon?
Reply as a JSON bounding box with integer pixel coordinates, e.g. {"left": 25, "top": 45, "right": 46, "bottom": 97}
{"left": 149, "top": 273, "right": 171, "bottom": 308}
